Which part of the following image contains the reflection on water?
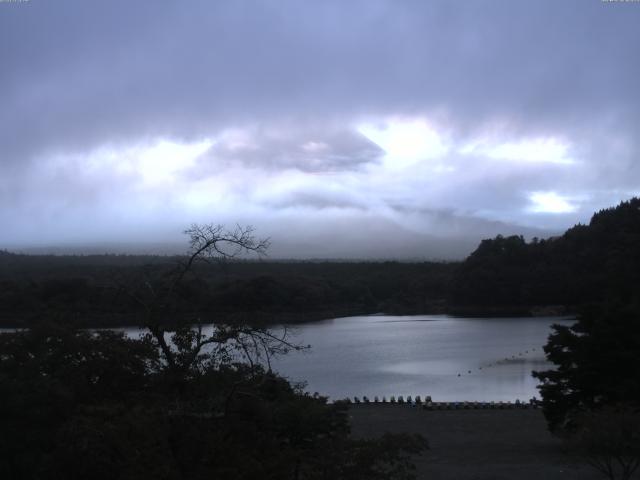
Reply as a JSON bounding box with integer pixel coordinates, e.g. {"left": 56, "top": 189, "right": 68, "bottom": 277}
{"left": 98, "top": 314, "right": 573, "bottom": 402}
{"left": 271, "top": 315, "right": 574, "bottom": 402}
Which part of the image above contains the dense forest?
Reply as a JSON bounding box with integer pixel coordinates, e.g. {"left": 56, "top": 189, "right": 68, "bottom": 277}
{"left": 452, "top": 197, "right": 640, "bottom": 311}
{"left": 1, "top": 197, "right": 639, "bottom": 328}
{"left": 0, "top": 254, "right": 454, "bottom": 328}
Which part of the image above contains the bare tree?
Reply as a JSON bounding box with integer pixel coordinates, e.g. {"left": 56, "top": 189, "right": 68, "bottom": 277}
{"left": 118, "top": 224, "right": 302, "bottom": 377}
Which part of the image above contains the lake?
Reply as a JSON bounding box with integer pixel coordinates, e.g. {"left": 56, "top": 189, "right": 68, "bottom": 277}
{"left": 52, "top": 314, "right": 574, "bottom": 403}
{"left": 270, "top": 315, "right": 574, "bottom": 402}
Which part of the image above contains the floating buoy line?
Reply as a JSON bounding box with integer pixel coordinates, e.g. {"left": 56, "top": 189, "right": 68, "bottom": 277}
{"left": 344, "top": 395, "right": 540, "bottom": 410}
{"left": 454, "top": 346, "right": 544, "bottom": 377}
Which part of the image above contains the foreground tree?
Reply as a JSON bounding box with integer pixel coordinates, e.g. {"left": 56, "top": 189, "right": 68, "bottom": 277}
{"left": 0, "top": 323, "right": 159, "bottom": 480}
{"left": 118, "top": 224, "right": 279, "bottom": 371}
{"left": 0, "top": 324, "right": 427, "bottom": 480}
{"left": 533, "top": 302, "right": 640, "bottom": 479}
{"left": 533, "top": 302, "right": 640, "bottom": 431}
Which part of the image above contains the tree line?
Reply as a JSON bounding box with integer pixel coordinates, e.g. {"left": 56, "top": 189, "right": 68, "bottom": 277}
{"left": 0, "top": 255, "right": 454, "bottom": 328}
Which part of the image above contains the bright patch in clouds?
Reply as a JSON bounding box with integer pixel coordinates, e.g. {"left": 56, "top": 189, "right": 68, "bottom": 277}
{"left": 137, "top": 139, "right": 213, "bottom": 185}
{"left": 217, "top": 129, "right": 258, "bottom": 152}
{"left": 302, "top": 141, "right": 329, "bottom": 152}
{"left": 80, "top": 138, "right": 213, "bottom": 186}
{"left": 463, "top": 137, "right": 574, "bottom": 165}
{"left": 528, "top": 192, "right": 577, "bottom": 214}
{"left": 358, "top": 118, "right": 448, "bottom": 169}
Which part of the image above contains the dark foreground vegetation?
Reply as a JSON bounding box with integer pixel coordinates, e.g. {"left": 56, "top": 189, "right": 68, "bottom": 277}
{"left": 0, "top": 225, "right": 427, "bottom": 479}
{"left": 0, "top": 322, "right": 427, "bottom": 480}
{"left": 526, "top": 199, "right": 640, "bottom": 479}
{"left": 533, "top": 301, "right": 640, "bottom": 480}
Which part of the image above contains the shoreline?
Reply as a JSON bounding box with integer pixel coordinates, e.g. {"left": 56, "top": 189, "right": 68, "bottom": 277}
{"left": 0, "top": 306, "right": 576, "bottom": 329}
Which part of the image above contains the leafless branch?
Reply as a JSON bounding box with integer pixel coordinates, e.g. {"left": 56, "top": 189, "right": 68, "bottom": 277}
{"left": 113, "top": 223, "right": 307, "bottom": 378}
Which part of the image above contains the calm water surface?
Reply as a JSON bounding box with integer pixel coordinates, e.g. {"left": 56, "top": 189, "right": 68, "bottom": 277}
{"left": 45, "top": 314, "right": 574, "bottom": 403}
{"left": 270, "top": 315, "right": 573, "bottom": 402}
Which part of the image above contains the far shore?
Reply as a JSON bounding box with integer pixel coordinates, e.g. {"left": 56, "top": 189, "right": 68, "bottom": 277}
{"left": 0, "top": 305, "right": 576, "bottom": 329}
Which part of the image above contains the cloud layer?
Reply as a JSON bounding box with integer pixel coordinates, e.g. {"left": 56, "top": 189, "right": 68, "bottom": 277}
{"left": 1, "top": 0, "right": 639, "bottom": 258}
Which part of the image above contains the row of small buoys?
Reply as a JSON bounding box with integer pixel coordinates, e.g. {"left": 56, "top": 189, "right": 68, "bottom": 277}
{"left": 422, "top": 398, "right": 539, "bottom": 410}
{"left": 345, "top": 397, "right": 541, "bottom": 409}
{"left": 347, "top": 395, "right": 432, "bottom": 405}
{"left": 456, "top": 347, "right": 541, "bottom": 377}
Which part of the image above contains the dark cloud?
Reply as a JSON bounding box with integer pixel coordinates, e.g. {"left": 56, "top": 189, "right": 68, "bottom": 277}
{"left": 263, "top": 190, "right": 368, "bottom": 212}
{"left": 3, "top": 0, "right": 638, "bottom": 161}
{"left": 192, "top": 127, "right": 383, "bottom": 175}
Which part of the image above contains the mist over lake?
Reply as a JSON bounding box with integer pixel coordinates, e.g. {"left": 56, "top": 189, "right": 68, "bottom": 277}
{"left": 271, "top": 315, "right": 573, "bottom": 402}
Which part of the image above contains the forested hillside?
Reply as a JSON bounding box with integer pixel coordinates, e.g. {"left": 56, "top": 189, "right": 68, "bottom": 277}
{"left": 452, "top": 198, "right": 640, "bottom": 310}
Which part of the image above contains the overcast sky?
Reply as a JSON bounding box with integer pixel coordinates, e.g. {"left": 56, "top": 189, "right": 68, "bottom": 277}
{"left": 1, "top": 0, "right": 639, "bottom": 258}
